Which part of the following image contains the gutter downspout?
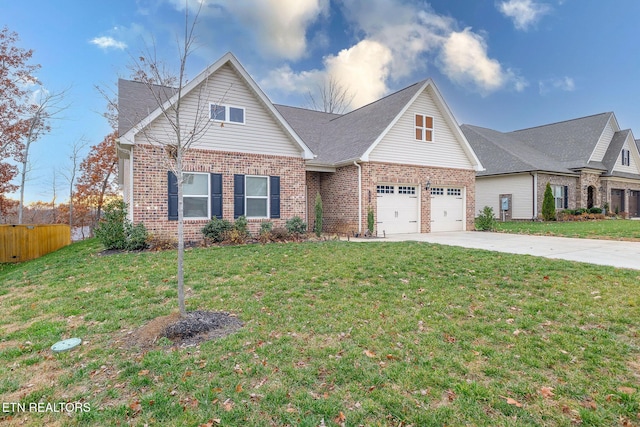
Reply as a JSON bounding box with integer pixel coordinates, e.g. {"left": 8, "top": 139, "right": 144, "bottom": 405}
{"left": 354, "top": 161, "right": 362, "bottom": 234}
{"left": 531, "top": 172, "right": 538, "bottom": 219}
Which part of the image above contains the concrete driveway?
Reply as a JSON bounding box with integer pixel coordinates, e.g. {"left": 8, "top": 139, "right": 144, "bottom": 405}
{"left": 353, "top": 231, "right": 640, "bottom": 270}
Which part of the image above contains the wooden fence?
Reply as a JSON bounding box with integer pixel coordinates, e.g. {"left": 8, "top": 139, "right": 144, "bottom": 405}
{"left": 0, "top": 224, "right": 71, "bottom": 263}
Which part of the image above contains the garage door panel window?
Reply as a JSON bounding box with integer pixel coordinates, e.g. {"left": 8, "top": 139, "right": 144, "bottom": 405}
{"left": 398, "top": 186, "right": 416, "bottom": 195}
{"left": 431, "top": 187, "right": 444, "bottom": 195}
{"left": 377, "top": 185, "right": 395, "bottom": 194}
{"left": 447, "top": 188, "right": 461, "bottom": 196}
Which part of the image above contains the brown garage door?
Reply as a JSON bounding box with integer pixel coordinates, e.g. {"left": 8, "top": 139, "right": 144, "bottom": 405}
{"left": 611, "top": 189, "right": 625, "bottom": 214}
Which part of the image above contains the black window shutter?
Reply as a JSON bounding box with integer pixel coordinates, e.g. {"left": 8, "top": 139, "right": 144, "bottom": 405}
{"left": 168, "top": 171, "right": 178, "bottom": 221}
{"left": 270, "top": 176, "right": 280, "bottom": 219}
{"left": 563, "top": 185, "right": 569, "bottom": 209}
{"left": 211, "top": 173, "right": 223, "bottom": 219}
{"left": 234, "top": 174, "right": 245, "bottom": 218}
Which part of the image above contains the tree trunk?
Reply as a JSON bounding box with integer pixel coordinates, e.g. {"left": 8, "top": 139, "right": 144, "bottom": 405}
{"left": 176, "top": 154, "right": 186, "bottom": 317}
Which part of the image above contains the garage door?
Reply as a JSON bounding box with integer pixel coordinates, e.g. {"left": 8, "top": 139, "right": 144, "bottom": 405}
{"left": 431, "top": 187, "right": 464, "bottom": 232}
{"left": 376, "top": 185, "right": 419, "bottom": 235}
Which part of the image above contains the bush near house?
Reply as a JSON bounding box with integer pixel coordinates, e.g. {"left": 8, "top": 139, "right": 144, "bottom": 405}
{"left": 475, "top": 206, "right": 498, "bottom": 231}
{"left": 541, "top": 183, "right": 556, "bottom": 221}
{"left": 94, "top": 199, "right": 148, "bottom": 251}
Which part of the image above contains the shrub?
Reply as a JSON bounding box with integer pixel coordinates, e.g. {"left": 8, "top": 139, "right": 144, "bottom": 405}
{"left": 285, "top": 216, "right": 307, "bottom": 235}
{"left": 314, "top": 192, "right": 323, "bottom": 237}
{"left": 259, "top": 221, "right": 273, "bottom": 235}
{"left": 224, "top": 228, "right": 248, "bottom": 245}
{"left": 124, "top": 222, "right": 149, "bottom": 251}
{"left": 270, "top": 227, "right": 291, "bottom": 241}
{"left": 541, "top": 183, "right": 556, "bottom": 221}
{"left": 147, "top": 233, "right": 178, "bottom": 251}
{"left": 589, "top": 207, "right": 602, "bottom": 214}
{"left": 94, "top": 199, "right": 147, "bottom": 251}
{"left": 367, "top": 206, "right": 375, "bottom": 235}
{"left": 234, "top": 215, "right": 249, "bottom": 236}
{"left": 94, "top": 199, "right": 128, "bottom": 250}
{"left": 202, "top": 217, "right": 233, "bottom": 243}
{"left": 476, "top": 206, "right": 498, "bottom": 231}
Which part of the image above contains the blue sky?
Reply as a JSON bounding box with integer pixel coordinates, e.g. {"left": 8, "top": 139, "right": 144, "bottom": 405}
{"left": 3, "top": 0, "right": 640, "bottom": 203}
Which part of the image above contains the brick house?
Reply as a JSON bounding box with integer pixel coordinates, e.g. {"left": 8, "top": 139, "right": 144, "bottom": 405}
{"left": 117, "top": 53, "right": 483, "bottom": 240}
{"left": 462, "top": 113, "right": 640, "bottom": 220}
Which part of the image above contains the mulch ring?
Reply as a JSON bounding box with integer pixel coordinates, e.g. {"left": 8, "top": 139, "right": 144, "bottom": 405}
{"left": 125, "top": 311, "right": 243, "bottom": 349}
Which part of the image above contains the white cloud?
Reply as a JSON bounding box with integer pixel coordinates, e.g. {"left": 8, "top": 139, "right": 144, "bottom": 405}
{"left": 440, "top": 28, "right": 526, "bottom": 94}
{"left": 261, "top": 40, "right": 392, "bottom": 110}
{"left": 539, "top": 76, "right": 575, "bottom": 94}
{"left": 324, "top": 40, "right": 393, "bottom": 108}
{"left": 90, "top": 36, "right": 127, "bottom": 50}
{"left": 169, "top": 0, "right": 328, "bottom": 61}
{"left": 498, "top": 0, "right": 551, "bottom": 31}
{"left": 265, "top": 0, "right": 527, "bottom": 107}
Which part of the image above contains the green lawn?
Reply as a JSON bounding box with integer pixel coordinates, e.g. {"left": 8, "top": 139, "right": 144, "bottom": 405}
{"left": 494, "top": 219, "right": 640, "bottom": 241}
{"left": 1, "top": 239, "right": 639, "bottom": 426}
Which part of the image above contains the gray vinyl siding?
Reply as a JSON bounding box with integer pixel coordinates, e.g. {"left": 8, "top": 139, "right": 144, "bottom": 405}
{"left": 139, "top": 64, "right": 302, "bottom": 157}
{"left": 368, "top": 86, "right": 474, "bottom": 170}
{"left": 475, "top": 174, "right": 534, "bottom": 220}
{"left": 590, "top": 118, "right": 617, "bottom": 162}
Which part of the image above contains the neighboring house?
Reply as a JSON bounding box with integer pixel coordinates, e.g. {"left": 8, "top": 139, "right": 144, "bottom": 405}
{"left": 117, "top": 52, "right": 483, "bottom": 241}
{"left": 462, "top": 112, "right": 640, "bottom": 220}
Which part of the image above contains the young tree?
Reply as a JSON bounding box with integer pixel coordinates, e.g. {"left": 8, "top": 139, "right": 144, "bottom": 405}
{"left": 63, "top": 139, "right": 87, "bottom": 229}
{"left": 126, "top": 3, "right": 216, "bottom": 316}
{"left": 75, "top": 131, "right": 118, "bottom": 229}
{"left": 0, "top": 27, "right": 40, "bottom": 216}
{"left": 17, "top": 88, "right": 68, "bottom": 223}
{"left": 542, "top": 182, "right": 556, "bottom": 221}
{"left": 305, "top": 75, "right": 355, "bottom": 114}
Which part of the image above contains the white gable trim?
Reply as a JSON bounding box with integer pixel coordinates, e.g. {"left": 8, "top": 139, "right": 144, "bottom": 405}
{"left": 360, "top": 80, "right": 484, "bottom": 171}
{"left": 120, "top": 52, "right": 314, "bottom": 160}
{"left": 588, "top": 112, "right": 620, "bottom": 163}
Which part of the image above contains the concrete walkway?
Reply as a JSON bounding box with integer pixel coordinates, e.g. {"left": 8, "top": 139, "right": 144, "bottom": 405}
{"left": 352, "top": 231, "right": 640, "bottom": 270}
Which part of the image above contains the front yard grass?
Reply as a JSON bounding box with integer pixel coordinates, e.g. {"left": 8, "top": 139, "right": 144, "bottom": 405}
{"left": 495, "top": 219, "right": 640, "bottom": 241}
{"left": 1, "top": 239, "right": 639, "bottom": 426}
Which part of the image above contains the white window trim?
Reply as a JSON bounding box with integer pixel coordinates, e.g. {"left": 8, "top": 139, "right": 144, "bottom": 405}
{"left": 210, "top": 103, "right": 246, "bottom": 124}
{"left": 245, "top": 175, "right": 270, "bottom": 219}
{"left": 552, "top": 184, "right": 565, "bottom": 210}
{"left": 183, "top": 172, "right": 210, "bottom": 220}
{"left": 415, "top": 114, "right": 434, "bottom": 142}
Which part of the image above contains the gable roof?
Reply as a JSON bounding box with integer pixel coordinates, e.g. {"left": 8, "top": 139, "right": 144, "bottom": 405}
{"left": 462, "top": 112, "right": 640, "bottom": 178}
{"left": 461, "top": 124, "right": 574, "bottom": 176}
{"left": 118, "top": 52, "right": 314, "bottom": 160}
{"left": 508, "top": 112, "right": 614, "bottom": 170}
{"left": 277, "top": 79, "right": 483, "bottom": 170}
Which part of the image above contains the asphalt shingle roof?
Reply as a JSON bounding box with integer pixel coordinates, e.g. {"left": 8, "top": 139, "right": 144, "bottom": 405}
{"left": 118, "top": 79, "right": 177, "bottom": 135}
{"left": 508, "top": 112, "right": 613, "bottom": 170}
{"left": 276, "top": 80, "right": 427, "bottom": 165}
{"left": 461, "top": 112, "right": 637, "bottom": 177}
{"left": 461, "top": 124, "right": 574, "bottom": 176}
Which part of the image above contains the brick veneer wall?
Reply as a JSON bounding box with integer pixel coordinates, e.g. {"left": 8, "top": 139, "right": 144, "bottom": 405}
{"left": 536, "top": 174, "right": 579, "bottom": 215}
{"left": 132, "top": 144, "right": 307, "bottom": 241}
{"left": 316, "top": 161, "right": 476, "bottom": 234}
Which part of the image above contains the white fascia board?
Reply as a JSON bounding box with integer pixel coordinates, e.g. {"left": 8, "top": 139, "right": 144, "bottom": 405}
{"left": 127, "top": 52, "right": 316, "bottom": 160}
{"left": 360, "top": 79, "right": 484, "bottom": 171}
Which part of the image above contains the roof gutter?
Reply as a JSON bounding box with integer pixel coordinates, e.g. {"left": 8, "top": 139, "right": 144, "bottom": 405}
{"left": 354, "top": 161, "right": 362, "bottom": 235}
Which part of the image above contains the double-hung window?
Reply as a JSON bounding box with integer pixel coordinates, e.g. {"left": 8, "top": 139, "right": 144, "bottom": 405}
{"left": 552, "top": 185, "right": 567, "bottom": 209}
{"left": 245, "top": 176, "right": 269, "bottom": 218}
{"left": 182, "top": 173, "right": 210, "bottom": 219}
{"left": 234, "top": 174, "right": 280, "bottom": 219}
{"left": 415, "top": 114, "right": 434, "bottom": 142}
{"left": 210, "top": 104, "right": 245, "bottom": 124}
